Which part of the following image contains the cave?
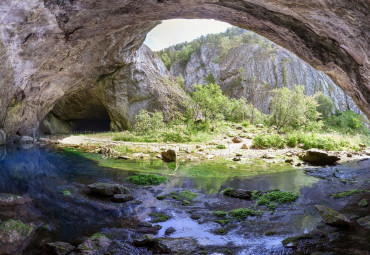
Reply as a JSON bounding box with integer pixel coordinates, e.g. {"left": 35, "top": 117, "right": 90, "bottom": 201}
{"left": 0, "top": 0, "right": 369, "bottom": 136}
{"left": 69, "top": 111, "right": 111, "bottom": 133}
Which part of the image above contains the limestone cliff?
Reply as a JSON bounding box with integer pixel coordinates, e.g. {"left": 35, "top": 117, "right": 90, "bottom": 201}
{"left": 170, "top": 43, "right": 361, "bottom": 114}
{"left": 46, "top": 45, "right": 187, "bottom": 133}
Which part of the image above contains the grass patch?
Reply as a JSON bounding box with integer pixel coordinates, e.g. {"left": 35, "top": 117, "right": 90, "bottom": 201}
{"left": 178, "top": 190, "right": 198, "bottom": 200}
{"left": 213, "top": 211, "right": 227, "bottom": 218}
{"left": 127, "top": 174, "right": 169, "bottom": 185}
{"left": 331, "top": 189, "right": 360, "bottom": 198}
{"left": 228, "top": 208, "right": 263, "bottom": 220}
{"left": 149, "top": 213, "right": 169, "bottom": 223}
{"left": 256, "top": 191, "right": 299, "bottom": 206}
{"left": 216, "top": 144, "right": 226, "bottom": 149}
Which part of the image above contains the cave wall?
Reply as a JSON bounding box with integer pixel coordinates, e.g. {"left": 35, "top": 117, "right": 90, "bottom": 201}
{"left": 0, "top": 0, "right": 369, "bottom": 136}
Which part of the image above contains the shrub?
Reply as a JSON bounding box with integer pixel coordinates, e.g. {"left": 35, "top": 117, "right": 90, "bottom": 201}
{"left": 314, "top": 92, "right": 334, "bottom": 118}
{"left": 324, "top": 110, "right": 369, "bottom": 135}
{"left": 252, "top": 134, "right": 286, "bottom": 149}
{"left": 127, "top": 174, "right": 169, "bottom": 185}
{"left": 216, "top": 144, "right": 226, "bottom": 149}
{"left": 134, "top": 110, "right": 165, "bottom": 134}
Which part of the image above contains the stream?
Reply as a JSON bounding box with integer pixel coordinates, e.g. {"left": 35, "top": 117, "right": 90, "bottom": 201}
{"left": 0, "top": 144, "right": 369, "bottom": 254}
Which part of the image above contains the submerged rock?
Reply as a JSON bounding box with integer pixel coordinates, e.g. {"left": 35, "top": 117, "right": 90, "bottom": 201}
{"left": 299, "top": 149, "right": 340, "bottom": 165}
{"left": 223, "top": 188, "right": 252, "bottom": 200}
{"left": 0, "top": 193, "right": 29, "bottom": 205}
{"left": 135, "top": 236, "right": 205, "bottom": 254}
{"left": 87, "top": 183, "right": 130, "bottom": 196}
{"left": 111, "top": 194, "right": 134, "bottom": 203}
{"left": 161, "top": 149, "right": 177, "bottom": 162}
{"left": 0, "top": 219, "right": 34, "bottom": 244}
{"left": 314, "top": 205, "right": 351, "bottom": 227}
{"left": 356, "top": 216, "right": 370, "bottom": 230}
{"left": 46, "top": 241, "right": 75, "bottom": 255}
{"left": 76, "top": 233, "right": 111, "bottom": 254}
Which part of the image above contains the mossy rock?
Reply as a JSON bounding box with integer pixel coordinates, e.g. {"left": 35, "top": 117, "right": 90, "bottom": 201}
{"left": 315, "top": 205, "right": 351, "bottom": 227}
{"left": 0, "top": 219, "right": 34, "bottom": 243}
{"left": 358, "top": 199, "right": 368, "bottom": 207}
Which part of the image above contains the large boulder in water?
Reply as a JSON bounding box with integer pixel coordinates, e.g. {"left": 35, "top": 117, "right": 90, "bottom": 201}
{"left": 46, "top": 242, "right": 75, "bottom": 255}
{"left": 222, "top": 188, "right": 252, "bottom": 200}
{"left": 299, "top": 149, "right": 340, "bottom": 165}
{"left": 315, "top": 205, "right": 351, "bottom": 227}
{"left": 161, "top": 149, "right": 177, "bottom": 162}
{"left": 76, "top": 233, "right": 111, "bottom": 254}
{"left": 135, "top": 236, "right": 205, "bottom": 254}
{"left": 0, "top": 193, "right": 30, "bottom": 205}
{"left": 0, "top": 219, "right": 35, "bottom": 254}
{"left": 87, "top": 182, "right": 130, "bottom": 196}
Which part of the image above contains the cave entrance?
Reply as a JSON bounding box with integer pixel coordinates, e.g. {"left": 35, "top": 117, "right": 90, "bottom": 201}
{"left": 69, "top": 108, "right": 111, "bottom": 133}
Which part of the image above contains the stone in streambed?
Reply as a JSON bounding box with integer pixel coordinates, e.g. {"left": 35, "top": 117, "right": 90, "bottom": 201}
{"left": 46, "top": 241, "right": 75, "bottom": 255}
{"left": 314, "top": 205, "right": 351, "bottom": 227}
{"left": 87, "top": 182, "right": 130, "bottom": 196}
{"left": 0, "top": 193, "right": 29, "bottom": 205}
{"left": 0, "top": 219, "right": 34, "bottom": 244}
{"left": 223, "top": 188, "right": 252, "bottom": 200}
{"left": 111, "top": 194, "right": 133, "bottom": 203}
{"left": 161, "top": 149, "right": 176, "bottom": 162}
{"left": 299, "top": 149, "right": 340, "bottom": 165}
{"left": 76, "top": 233, "right": 111, "bottom": 254}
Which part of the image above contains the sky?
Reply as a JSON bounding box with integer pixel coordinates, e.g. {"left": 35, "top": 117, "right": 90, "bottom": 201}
{"left": 144, "top": 19, "right": 232, "bottom": 51}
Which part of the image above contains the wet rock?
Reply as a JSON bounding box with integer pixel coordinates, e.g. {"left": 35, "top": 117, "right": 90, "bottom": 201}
{"left": 241, "top": 144, "right": 248, "bottom": 149}
{"left": 232, "top": 136, "right": 242, "bottom": 143}
{"left": 358, "top": 199, "right": 368, "bottom": 207}
{"left": 19, "top": 136, "right": 34, "bottom": 144}
{"left": 314, "top": 205, "right": 351, "bottom": 227}
{"left": 135, "top": 236, "right": 205, "bottom": 254}
{"left": 87, "top": 182, "right": 130, "bottom": 196}
{"left": 256, "top": 124, "right": 264, "bottom": 128}
{"left": 223, "top": 188, "right": 252, "bottom": 200}
{"left": 235, "top": 126, "right": 243, "bottom": 130}
{"left": 117, "top": 155, "right": 131, "bottom": 160}
{"left": 76, "top": 233, "right": 111, "bottom": 254}
{"left": 235, "top": 153, "right": 242, "bottom": 157}
{"left": 0, "top": 193, "right": 29, "bottom": 205}
{"left": 262, "top": 153, "right": 274, "bottom": 159}
{"left": 161, "top": 149, "right": 177, "bottom": 162}
{"left": 285, "top": 158, "right": 294, "bottom": 164}
{"left": 111, "top": 194, "right": 133, "bottom": 203}
{"left": 356, "top": 216, "right": 370, "bottom": 230}
{"left": 0, "top": 219, "right": 34, "bottom": 244}
{"left": 165, "top": 227, "right": 176, "bottom": 235}
{"left": 232, "top": 157, "right": 241, "bottom": 161}
{"left": 282, "top": 234, "right": 312, "bottom": 248}
{"left": 46, "top": 241, "right": 75, "bottom": 255}
{"left": 0, "top": 130, "right": 6, "bottom": 145}
{"left": 299, "top": 149, "right": 340, "bottom": 165}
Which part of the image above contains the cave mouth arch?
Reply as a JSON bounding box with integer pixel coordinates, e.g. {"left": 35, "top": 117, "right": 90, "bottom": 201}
{"left": 1, "top": 1, "right": 368, "bottom": 136}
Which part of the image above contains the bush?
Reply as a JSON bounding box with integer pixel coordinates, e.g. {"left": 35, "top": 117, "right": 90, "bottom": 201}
{"left": 252, "top": 134, "right": 286, "bottom": 149}
{"left": 324, "top": 110, "right": 369, "bottom": 135}
{"left": 314, "top": 92, "right": 334, "bottom": 118}
{"left": 216, "top": 144, "right": 226, "bottom": 149}
{"left": 127, "top": 174, "right": 169, "bottom": 185}
{"left": 270, "top": 85, "right": 320, "bottom": 129}
{"left": 134, "top": 110, "right": 165, "bottom": 134}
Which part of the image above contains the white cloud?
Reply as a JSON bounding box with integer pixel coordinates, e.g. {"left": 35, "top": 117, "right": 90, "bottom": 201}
{"left": 144, "top": 19, "right": 232, "bottom": 51}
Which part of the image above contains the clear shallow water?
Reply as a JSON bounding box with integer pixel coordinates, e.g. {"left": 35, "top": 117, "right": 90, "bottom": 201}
{"left": 0, "top": 145, "right": 367, "bottom": 254}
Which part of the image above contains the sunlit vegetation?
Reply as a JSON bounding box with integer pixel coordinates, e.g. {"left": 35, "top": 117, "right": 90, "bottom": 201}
{"left": 127, "top": 174, "right": 169, "bottom": 185}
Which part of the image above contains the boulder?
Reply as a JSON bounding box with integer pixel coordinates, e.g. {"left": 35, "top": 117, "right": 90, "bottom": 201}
{"left": 223, "top": 188, "right": 252, "bottom": 200}
{"left": 19, "top": 136, "right": 34, "bottom": 144}
{"left": 241, "top": 144, "right": 248, "bottom": 149}
{"left": 299, "top": 149, "right": 340, "bottom": 165}
{"left": 87, "top": 183, "right": 130, "bottom": 196}
{"left": 358, "top": 199, "right": 368, "bottom": 207}
{"left": 46, "top": 242, "right": 75, "bottom": 255}
{"left": 232, "top": 136, "right": 242, "bottom": 143}
{"left": 111, "top": 194, "right": 133, "bottom": 203}
{"left": 0, "top": 193, "right": 29, "bottom": 205}
{"left": 161, "top": 149, "right": 177, "bottom": 162}
{"left": 232, "top": 157, "right": 241, "bottom": 161}
{"left": 165, "top": 227, "right": 176, "bottom": 235}
{"left": 314, "top": 205, "right": 351, "bottom": 227}
{"left": 76, "top": 233, "right": 111, "bottom": 254}
{"left": 0, "top": 130, "right": 6, "bottom": 145}
{"left": 356, "top": 216, "right": 370, "bottom": 230}
{"left": 0, "top": 219, "right": 34, "bottom": 244}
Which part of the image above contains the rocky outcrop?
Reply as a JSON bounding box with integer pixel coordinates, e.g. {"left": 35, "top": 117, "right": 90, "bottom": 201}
{"left": 46, "top": 45, "right": 187, "bottom": 133}
{"left": 171, "top": 42, "right": 362, "bottom": 114}
{"left": 314, "top": 205, "right": 351, "bottom": 227}
{"left": 0, "top": 0, "right": 369, "bottom": 136}
{"left": 0, "top": 130, "right": 5, "bottom": 145}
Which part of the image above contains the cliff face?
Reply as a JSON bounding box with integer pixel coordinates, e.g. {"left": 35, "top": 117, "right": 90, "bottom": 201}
{"left": 171, "top": 43, "right": 361, "bottom": 114}
{"left": 0, "top": 0, "right": 369, "bottom": 136}
{"left": 45, "top": 45, "right": 187, "bottom": 134}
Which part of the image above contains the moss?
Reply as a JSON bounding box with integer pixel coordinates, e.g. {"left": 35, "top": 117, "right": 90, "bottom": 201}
{"left": 215, "top": 219, "right": 230, "bottom": 226}
{"left": 91, "top": 233, "right": 106, "bottom": 239}
{"left": 157, "top": 195, "right": 166, "bottom": 200}
{"left": 221, "top": 187, "right": 232, "bottom": 195}
{"left": 251, "top": 190, "right": 261, "bottom": 200}
{"left": 216, "top": 144, "right": 226, "bottom": 149}
{"left": 221, "top": 249, "right": 234, "bottom": 255}
{"left": 127, "top": 174, "right": 169, "bottom": 185}
{"left": 181, "top": 200, "right": 192, "bottom": 206}
{"left": 358, "top": 199, "right": 368, "bottom": 207}
{"left": 331, "top": 189, "right": 360, "bottom": 198}
{"left": 213, "top": 211, "right": 227, "bottom": 218}
{"left": 257, "top": 191, "right": 298, "bottom": 206}
{"left": 61, "top": 190, "right": 71, "bottom": 196}
{"left": 149, "top": 213, "right": 170, "bottom": 223}
{"left": 228, "top": 208, "right": 263, "bottom": 220}
{"left": 171, "top": 195, "right": 180, "bottom": 200}
{"left": 282, "top": 234, "right": 312, "bottom": 246}
{"left": 214, "top": 228, "right": 227, "bottom": 235}
{"left": 190, "top": 214, "right": 201, "bottom": 220}
{"left": 0, "top": 219, "right": 33, "bottom": 238}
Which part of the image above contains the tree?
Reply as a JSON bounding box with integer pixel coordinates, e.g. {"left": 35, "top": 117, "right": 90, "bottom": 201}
{"left": 314, "top": 92, "right": 334, "bottom": 118}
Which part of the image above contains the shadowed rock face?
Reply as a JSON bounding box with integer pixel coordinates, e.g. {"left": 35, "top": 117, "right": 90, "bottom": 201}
{"left": 0, "top": 0, "right": 369, "bottom": 136}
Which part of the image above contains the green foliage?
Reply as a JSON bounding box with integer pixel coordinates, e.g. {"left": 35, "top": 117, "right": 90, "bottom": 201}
{"left": 270, "top": 85, "right": 320, "bottom": 130}
{"left": 61, "top": 190, "right": 71, "bottom": 196}
{"left": 257, "top": 191, "right": 298, "bottom": 206}
{"left": 205, "top": 73, "right": 216, "bottom": 84}
{"left": 314, "top": 92, "right": 334, "bottom": 118}
{"left": 127, "top": 174, "right": 169, "bottom": 185}
{"left": 216, "top": 144, "right": 226, "bottom": 149}
{"left": 157, "top": 195, "right": 166, "bottom": 200}
{"left": 149, "top": 213, "right": 169, "bottom": 223}
{"left": 324, "top": 110, "right": 369, "bottom": 135}
{"left": 252, "top": 134, "right": 286, "bottom": 149}
{"left": 221, "top": 187, "right": 233, "bottom": 195}
{"left": 229, "top": 208, "right": 263, "bottom": 220}
{"left": 134, "top": 110, "right": 165, "bottom": 134}
{"left": 178, "top": 190, "right": 198, "bottom": 200}
{"left": 215, "top": 219, "right": 230, "bottom": 226}
{"left": 213, "top": 211, "right": 227, "bottom": 218}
